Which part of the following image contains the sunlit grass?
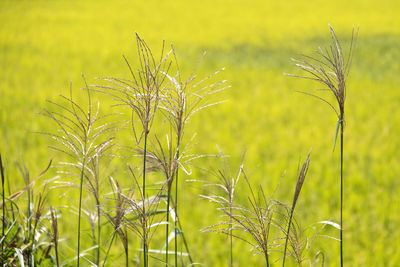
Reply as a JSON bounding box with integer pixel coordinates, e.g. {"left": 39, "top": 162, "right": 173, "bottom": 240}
{"left": 1, "top": 0, "right": 400, "bottom": 266}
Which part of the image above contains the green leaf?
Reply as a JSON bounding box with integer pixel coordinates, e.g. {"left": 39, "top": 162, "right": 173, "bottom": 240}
{"left": 332, "top": 117, "right": 340, "bottom": 152}
{"left": 318, "top": 220, "right": 341, "bottom": 230}
{"left": 15, "top": 248, "right": 25, "bottom": 267}
{"left": 162, "top": 229, "right": 183, "bottom": 250}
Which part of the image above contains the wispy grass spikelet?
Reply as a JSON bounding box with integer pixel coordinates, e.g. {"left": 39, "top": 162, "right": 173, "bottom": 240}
{"left": 287, "top": 25, "right": 358, "bottom": 267}
{"left": 40, "top": 81, "right": 116, "bottom": 266}
{"left": 282, "top": 150, "right": 311, "bottom": 267}
{"left": 161, "top": 47, "right": 229, "bottom": 266}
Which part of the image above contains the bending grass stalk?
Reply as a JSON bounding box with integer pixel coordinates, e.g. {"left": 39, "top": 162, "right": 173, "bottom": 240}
{"left": 282, "top": 151, "right": 311, "bottom": 267}
{"left": 103, "top": 233, "right": 116, "bottom": 267}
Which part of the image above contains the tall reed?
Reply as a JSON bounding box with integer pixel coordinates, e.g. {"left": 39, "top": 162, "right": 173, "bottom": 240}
{"left": 162, "top": 49, "right": 228, "bottom": 266}
{"left": 41, "top": 82, "right": 115, "bottom": 266}
{"left": 288, "top": 25, "right": 358, "bottom": 266}
{"left": 92, "top": 34, "right": 171, "bottom": 266}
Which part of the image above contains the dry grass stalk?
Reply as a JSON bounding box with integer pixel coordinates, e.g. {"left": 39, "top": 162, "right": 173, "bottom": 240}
{"left": 50, "top": 207, "right": 60, "bottom": 267}
{"left": 104, "top": 176, "right": 130, "bottom": 267}
{"left": 120, "top": 164, "right": 167, "bottom": 266}
{"left": 161, "top": 48, "right": 229, "bottom": 266}
{"left": 200, "top": 148, "right": 243, "bottom": 267}
{"left": 41, "top": 83, "right": 116, "bottom": 266}
{"left": 204, "top": 168, "right": 281, "bottom": 267}
{"left": 92, "top": 34, "right": 171, "bottom": 266}
{"left": 282, "top": 151, "right": 311, "bottom": 267}
{"left": 92, "top": 34, "right": 171, "bottom": 143}
{"left": 288, "top": 25, "right": 358, "bottom": 267}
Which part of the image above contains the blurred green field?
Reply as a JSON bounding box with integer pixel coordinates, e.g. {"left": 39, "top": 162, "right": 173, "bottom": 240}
{"left": 1, "top": 0, "right": 400, "bottom": 266}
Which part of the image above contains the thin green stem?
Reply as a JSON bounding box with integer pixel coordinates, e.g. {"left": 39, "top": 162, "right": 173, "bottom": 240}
{"left": 27, "top": 172, "right": 31, "bottom": 267}
{"left": 77, "top": 162, "right": 86, "bottom": 267}
{"left": 166, "top": 186, "right": 171, "bottom": 266}
{"left": 126, "top": 229, "right": 129, "bottom": 267}
{"left": 282, "top": 208, "right": 295, "bottom": 267}
{"left": 174, "top": 149, "right": 180, "bottom": 267}
{"left": 229, "top": 205, "right": 233, "bottom": 267}
{"left": 143, "top": 133, "right": 148, "bottom": 267}
{"left": 1, "top": 154, "right": 5, "bottom": 266}
{"left": 179, "top": 220, "right": 193, "bottom": 264}
{"left": 97, "top": 202, "right": 101, "bottom": 266}
{"left": 340, "top": 120, "right": 344, "bottom": 267}
{"left": 102, "top": 232, "right": 115, "bottom": 267}
{"left": 265, "top": 250, "right": 270, "bottom": 267}
{"left": 170, "top": 197, "right": 194, "bottom": 264}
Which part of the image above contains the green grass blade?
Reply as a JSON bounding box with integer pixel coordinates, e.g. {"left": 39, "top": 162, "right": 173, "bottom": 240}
{"left": 332, "top": 117, "right": 340, "bottom": 152}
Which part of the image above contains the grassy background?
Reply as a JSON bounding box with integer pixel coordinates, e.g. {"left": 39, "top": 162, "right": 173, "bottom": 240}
{"left": 1, "top": 0, "right": 399, "bottom": 266}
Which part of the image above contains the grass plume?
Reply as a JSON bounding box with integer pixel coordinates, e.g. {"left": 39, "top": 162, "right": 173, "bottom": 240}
{"left": 162, "top": 48, "right": 228, "bottom": 266}
{"left": 200, "top": 148, "right": 243, "bottom": 267}
{"left": 282, "top": 150, "right": 311, "bottom": 266}
{"left": 92, "top": 34, "right": 171, "bottom": 266}
{"left": 41, "top": 80, "right": 116, "bottom": 266}
{"left": 288, "top": 25, "right": 358, "bottom": 266}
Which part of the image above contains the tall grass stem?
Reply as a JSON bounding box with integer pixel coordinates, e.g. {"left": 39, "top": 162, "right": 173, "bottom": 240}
{"left": 166, "top": 186, "right": 171, "bottom": 266}
{"left": 340, "top": 121, "right": 344, "bottom": 267}
{"left": 77, "top": 163, "right": 86, "bottom": 267}
{"left": 0, "top": 154, "right": 5, "bottom": 265}
{"left": 143, "top": 133, "right": 148, "bottom": 267}
{"left": 174, "top": 149, "right": 180, "bottom": 267}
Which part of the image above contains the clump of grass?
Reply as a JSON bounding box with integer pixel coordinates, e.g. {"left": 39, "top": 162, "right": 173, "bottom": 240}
{"left": 204, "top": 165, "right": 283, "bottom": 267}
{"left": 0, "top": 29, "right": 363, "bottom": 266}
{"left": 0, "top": 156, "right": 53, "bottom": 266}
{"left": 201, "top": 151, "right": 327, "bottom": 266}
{"left": 288, "top": 25, "right": 358, "bottom": 266}
{"left": 227, "top": 168, "right": 277, "bottom": 266}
